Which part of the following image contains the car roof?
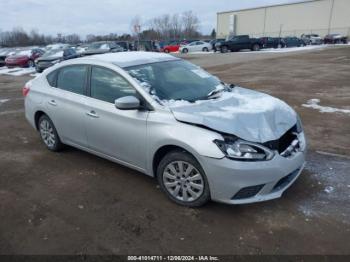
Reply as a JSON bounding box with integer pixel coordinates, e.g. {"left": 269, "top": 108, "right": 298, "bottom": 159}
{"left": 79, "top": 51, "right": 180, "bottom": 68}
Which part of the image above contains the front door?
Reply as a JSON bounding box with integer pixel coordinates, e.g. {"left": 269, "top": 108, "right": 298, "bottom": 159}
{"left": 84, "top": 66, "right": 148, "bottom": 170}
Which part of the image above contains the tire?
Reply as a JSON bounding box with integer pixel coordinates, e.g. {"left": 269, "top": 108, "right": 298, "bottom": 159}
{"left": 202, "top": 47, "right": 209, "bottom": 52}
{"left": 28, "top": 60, "right": 35, "bottom": 68}
{"left": 35, "top": 67, "right": 42, "bottom": 73}
{"left": 164, "top": 49, "right": 170, "bottom": 53}
{"left": 252, "top": 44, "right": 260, "bottom": 51}
{"left": 182, "top": 48, "right": 188, "bottom": 54}
{"left": 38, "top": 115, "right": 64, "bottom": 152}
{"left": 220, "top": 46, "right": 228, "bottom": 53}
{"left": 157, "top": 150, "right": 210, "bottom": 207}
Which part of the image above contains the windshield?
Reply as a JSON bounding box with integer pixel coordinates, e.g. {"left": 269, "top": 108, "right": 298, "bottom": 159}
{"left": 126, "top": 60, "right": 222, "bottom": 102}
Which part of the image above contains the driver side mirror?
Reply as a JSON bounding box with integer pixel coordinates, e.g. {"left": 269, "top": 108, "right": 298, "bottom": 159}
{"left": 115, "top": 96, "right": 140, "bottom": 110}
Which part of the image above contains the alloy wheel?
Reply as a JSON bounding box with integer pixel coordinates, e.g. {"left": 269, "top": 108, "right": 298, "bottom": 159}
{"left": 40, "top": 119, "right": 56, "bottom": 148}
{"left": 162, "top": 161, "right": 204, "bottom": 202}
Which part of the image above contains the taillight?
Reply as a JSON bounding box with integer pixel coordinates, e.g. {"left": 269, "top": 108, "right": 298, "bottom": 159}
{"left": 22, "top": 85, "right": 30, "bottom": 97}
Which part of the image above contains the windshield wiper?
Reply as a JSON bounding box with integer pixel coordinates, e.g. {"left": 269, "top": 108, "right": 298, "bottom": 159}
{"left": 206, "top": 86, "right": 225, "bottom": 99}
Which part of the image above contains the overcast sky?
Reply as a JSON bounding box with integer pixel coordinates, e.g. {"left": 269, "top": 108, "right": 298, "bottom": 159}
{"left": 0, "top": 0, "right": 300, "bottom": 37}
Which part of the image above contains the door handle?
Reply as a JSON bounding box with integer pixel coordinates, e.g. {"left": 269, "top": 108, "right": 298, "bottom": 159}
{"left": 86, "top": 110, "right": 99, "bottom": 118}
{"left": 48, "top": 100, "right": 57, "bottom": 106}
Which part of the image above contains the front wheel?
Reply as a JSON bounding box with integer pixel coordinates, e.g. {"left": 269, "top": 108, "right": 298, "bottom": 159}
{"left": 202, "top": 47, "right": 209, "bottom": 52}
{"left": 182, "top": 48, "right": 188, "bottom": 54}
{"left": 28, "top": 60, "right": 35, "bottom": 67}
{"left": 38, "top": 115, "right": 64, "bottom": 152}
{"left": 157, "top": 151, "right": 210, "bottom": 207}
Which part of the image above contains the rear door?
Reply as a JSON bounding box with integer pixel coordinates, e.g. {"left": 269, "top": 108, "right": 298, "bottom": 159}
{"left": 44, "top": 65, "right": 89, "bottom": 147}
{"left": 84, "top": 65, "right": 149, "bottom": 170}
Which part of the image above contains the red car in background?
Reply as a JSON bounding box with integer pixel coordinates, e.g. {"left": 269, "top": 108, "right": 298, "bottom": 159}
{"left": 161, "top": 41, "right": 181, "bottom": 53}
{"left": 5, "top": 48, "right": 44, "bottom": 68}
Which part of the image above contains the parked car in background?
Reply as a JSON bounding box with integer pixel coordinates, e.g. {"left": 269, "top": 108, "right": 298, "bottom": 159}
{"left": 46, "top": 43, "right": 69, "bottom": 51}
{"left": 301, "top": 34, "right": 323, "bottom": 45}
{"left": 72, "top": 44, "right": 88, "bottom": 55}
{"left": 324, "top": 34, "right": 348, "bottom": 44}
{"left": 260, "top": 37, "right": 286, "bottom": 48}
{"left": 179, "top": 41, "right": 212, "bottom": 53}
{"left": 0, "top": 48, "right": 16, "bottom": 66}
{"left": 216, "top": 35, "right": 263, "bottom": 52}
{"left": 134, "top": 41, "right": 160, "bottom": 52}
{"left": 116, "top": 41, "right": 133, "bottom": 51}
{"left": 5, "top": 48, "right": 44, "bottom": 68}
{"left": 210, "top": 39, "right": 226, "bottom": 52}
{"left": 283, "top": 37, "right": 306, "bottom": 47}
{"left": 35, "top": 48, "right": 79, "bottom": 73}
{"left": 24, "top": 52, "right": 306, "bottom": 207}
{"left": 82, "top": 41, "right": 124, "bottom": 56}
{"left": 161, "top": 41, "right": 180, "bottom": 53}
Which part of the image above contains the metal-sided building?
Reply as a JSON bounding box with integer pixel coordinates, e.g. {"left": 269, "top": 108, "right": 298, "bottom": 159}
{"left": 217, "top": 0, "right": 350, "bottom": 39}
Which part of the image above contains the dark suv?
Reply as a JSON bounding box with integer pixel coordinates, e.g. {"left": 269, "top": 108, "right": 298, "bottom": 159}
{"left": 260, "top": 37, "right": 286, "bottom": 49}
{"left": 216, "top": 35, "right": 263, "bottom": 53}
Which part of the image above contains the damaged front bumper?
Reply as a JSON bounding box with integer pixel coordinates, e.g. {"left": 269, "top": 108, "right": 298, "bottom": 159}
{"left": 200, "top": 133, "right": 306, "bottom": 204}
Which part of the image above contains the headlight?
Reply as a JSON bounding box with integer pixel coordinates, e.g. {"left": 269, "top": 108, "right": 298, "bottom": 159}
{"left": 214, "top": 138, "right": 275, "bottom": 161}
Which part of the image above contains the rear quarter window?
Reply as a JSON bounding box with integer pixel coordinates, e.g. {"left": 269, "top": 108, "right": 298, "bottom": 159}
{"left": 46, "top": 71, "right": 57, "bottom": 87}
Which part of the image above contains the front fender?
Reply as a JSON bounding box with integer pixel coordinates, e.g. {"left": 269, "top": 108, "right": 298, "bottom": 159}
{"left": 146, "top": 111, "right": 225, "bottom": 175}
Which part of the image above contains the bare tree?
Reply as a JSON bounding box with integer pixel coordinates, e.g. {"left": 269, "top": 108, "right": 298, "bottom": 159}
{"left": 130, "top": 16, "right": 142, "bottom": 37}
{"left": 65, "top": 34, "right": 81, "bottom": 44}
{"left": 182, "top": 11, "right": 200, "bottom": 39}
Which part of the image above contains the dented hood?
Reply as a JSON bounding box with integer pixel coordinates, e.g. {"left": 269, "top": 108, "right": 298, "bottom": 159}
{"left": 169, "top": 87, "right": 297, "bottom": 143}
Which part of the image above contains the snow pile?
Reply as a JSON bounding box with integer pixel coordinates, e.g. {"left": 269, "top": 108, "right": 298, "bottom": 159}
{"left": 0, "top": 99, "right": 10, "bottom": 105}
{"left": 302, "top": 99, "right": 350, "bottom": 114}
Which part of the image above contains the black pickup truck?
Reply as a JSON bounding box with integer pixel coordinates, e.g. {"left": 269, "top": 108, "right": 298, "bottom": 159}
{"left": 215, "top": 35, "right": 263, "bottom": 53}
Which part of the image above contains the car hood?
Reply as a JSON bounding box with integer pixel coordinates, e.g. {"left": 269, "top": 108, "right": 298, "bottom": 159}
{"left": 168, "top": 87, "right": 297, "bottom": 143}
{"left": 38, "top": 56, "right": 61, "bottom": 62}
{"left": 83, "top": 49, "right": 109, "bottom": 55}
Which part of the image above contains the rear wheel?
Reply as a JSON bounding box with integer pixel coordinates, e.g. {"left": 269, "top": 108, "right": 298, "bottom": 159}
{"left": 220, "top": 46, "right": 228, "bottom": 53}
{"left": 182, "top": 48, "right": 188, "bottom": 54}
{"left": 164, "top": 49, "right": 170, "bottom": 53}
{"left": 38, "top": 115, "right": 63, "bottom": 152}
{"left": 252, "top": 44, "right": 260, "bottom": 51}
{"left": 157, "top": 151, "right": 210, "bottom": 207}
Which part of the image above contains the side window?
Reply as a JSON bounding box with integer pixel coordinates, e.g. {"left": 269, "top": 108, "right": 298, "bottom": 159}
{"left": 46, "top": 70, "right": 57, "bottom": 87}
{"left": 57, "top": 65, "right": 87, "bottom": 95}
{"left": 90, "top": 66, "right": 137, "bottom": 103}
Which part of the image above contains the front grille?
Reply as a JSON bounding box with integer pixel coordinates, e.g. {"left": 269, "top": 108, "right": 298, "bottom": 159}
{"left": 232, "top": 184, "right": 265, "bottom": 200}
{"left": 264, "top": 125, "right": 298, "bottom": 154}
{"left": 272, "top": 168, "right": 300, "bottom": 192}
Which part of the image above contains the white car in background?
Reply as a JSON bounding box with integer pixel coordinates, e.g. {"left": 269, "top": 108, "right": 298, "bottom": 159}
{"left": 179, "top": 41, "right": 212, "bottom": 53}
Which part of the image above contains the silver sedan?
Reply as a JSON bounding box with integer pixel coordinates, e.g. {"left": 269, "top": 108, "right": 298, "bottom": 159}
{"left": 24, "top": 52, "right": 306, "bottom": 207}
{"left": 179, "top": 41, "right": 212, "bottom": 53}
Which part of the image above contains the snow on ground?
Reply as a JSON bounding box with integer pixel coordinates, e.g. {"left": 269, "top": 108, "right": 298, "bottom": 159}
{"left": 0, "top": 99, "right": 10, "bottom": 105}
{"left": 0, "top": 67, "right": 36, "bottom": 76}
{"left": 297, "top": 152, "right": 350, "bottom": 224}
{"left": 302, "top": 98, "right": 350, "bottom": 114}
